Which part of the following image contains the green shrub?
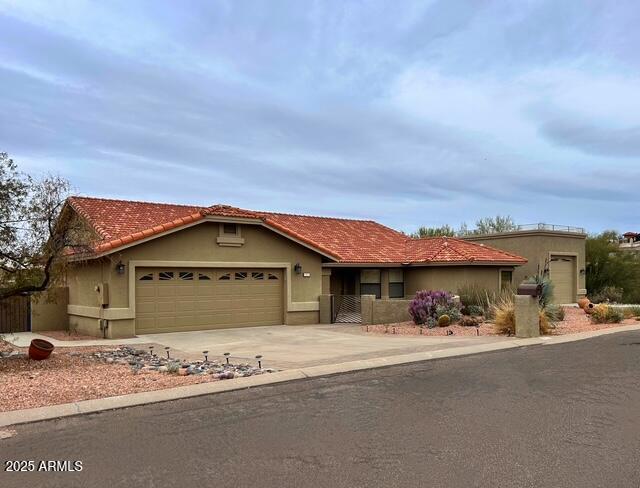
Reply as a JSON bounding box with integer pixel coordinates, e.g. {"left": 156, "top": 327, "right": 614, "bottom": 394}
{"left": 435, "top": 304, "right": 461, "bottom": 323}
{"left": 589, "top": 286, "right": 624, "bottom": 304}
{"left": 591, "top": 304, "right": 624, "bottom": 324}
{"left": 462, "top": 305, "right": 484, "bottom": 316}
{"left": 457, "top": 284, "right": 496, "bottom": 312}
{"left": 545, "top": 304, "right": 565, "bottom": 322}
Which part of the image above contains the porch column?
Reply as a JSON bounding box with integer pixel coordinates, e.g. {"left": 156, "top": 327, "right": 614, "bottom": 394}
{"left": 381, "top": 269, "right": 390, "bottom": 299}
{"left": 321, "top": 268, "right": 331, "bottom": 295}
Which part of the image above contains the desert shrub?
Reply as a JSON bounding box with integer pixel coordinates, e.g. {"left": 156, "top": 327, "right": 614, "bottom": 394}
{"left": 436, "top": 304, "right": 461, "bottom": 323}
{"left": 460, "top": 316, "right": 481, "bottom": 327}
{"left": 539, "top": 310, "right": 552, "bottom": 334}
{"left": 457, "top": 284, "right": 496, "bottom": 312}
{"left": 591, "top": 304, "right": 624, "bottom": 324}
{"left": 589, "top": 286, "right": 624, "bottom": 304}
{"left": 464, "top": 305, "right": 484, "bottom": 317}
{"left": 627, "top": 306, "right": 640, "bottom": 317}
{"left": 166, "top": 361, "right": 181, "bottom": 374}
{"left": 409, "top": 290, "right": 460, "bottom": 326}
{"left": 545, "top": 304, "right": 565, "bottom": 322}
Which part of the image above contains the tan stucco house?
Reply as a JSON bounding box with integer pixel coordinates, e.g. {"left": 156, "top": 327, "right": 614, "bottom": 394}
{"left": 37, "top": 197, "right": 527, "bottom": 337}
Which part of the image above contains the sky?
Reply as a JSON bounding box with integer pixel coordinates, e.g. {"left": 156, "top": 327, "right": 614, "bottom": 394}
{"left": 0, "top": 0, "right": 638, "bottom": 234}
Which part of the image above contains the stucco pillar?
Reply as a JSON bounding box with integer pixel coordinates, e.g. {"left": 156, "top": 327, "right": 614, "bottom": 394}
{"left": 361, "top": 294, "right": 375, "bottom": 325}
{"left": 381, "top": 269, "right": 390, "bottom": 299}
{"left": 319, "top": 294, "right": 333, "bottom": 324}
{"left": 515, "top": 295, "right": 539, "bottom": 338}
{"left": 321, "top": 268, "right": 331, "bottom": 295}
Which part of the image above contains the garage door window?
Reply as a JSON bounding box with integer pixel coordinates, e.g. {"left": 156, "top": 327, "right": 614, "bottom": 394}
{"left": 218, "top": 273, "right": 231, "bottom": 280}
{"left": 268, "top": 273, "right": 279, "bottom": 280}
{"left": 159, "top": 271, "right": 174, "bottom": 280}
{"left": 198, "top": 273, "right": 211, "bottom": 280}
{"left": 235, "top": 272, "right": 247, "bottom": 280}
{"left": 252, "top": 272, "right": 264, "bottom": 280}
{"left": 179, "top": 271, "right": 194, "bottom": 280}
{"left": 139, "top": 273, "right": 154, "bottom": 281}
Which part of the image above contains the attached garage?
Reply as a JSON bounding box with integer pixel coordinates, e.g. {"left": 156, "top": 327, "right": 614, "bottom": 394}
{"left": 135, "top": 267, "right": 284, "bottom": 334}
{"left": 549, "top": 256, "right": 575, "bottom": 304}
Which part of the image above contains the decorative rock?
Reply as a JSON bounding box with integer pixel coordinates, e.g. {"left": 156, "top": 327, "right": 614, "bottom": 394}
{"left": 158, "top": 366, "right": 168, "bottom": 373}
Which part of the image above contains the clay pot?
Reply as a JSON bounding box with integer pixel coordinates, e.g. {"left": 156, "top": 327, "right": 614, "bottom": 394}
{"left": 577, "top": 298, "right": 590, "bottom": 310}
{"left": 28, "top": 339, "right": 54, "bottom": 360}
{"left": 584, "top": 302, "right": 596, "bottom": 315}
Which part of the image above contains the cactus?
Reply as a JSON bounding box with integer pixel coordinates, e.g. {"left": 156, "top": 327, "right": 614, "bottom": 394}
{"left": 437, "top": 314, "right": 451, "bottom": 327}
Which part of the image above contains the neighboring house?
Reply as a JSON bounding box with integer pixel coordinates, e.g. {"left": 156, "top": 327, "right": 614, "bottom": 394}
{"left": 37, "top": 197, "right": 527, "bottom": 337}
{"left": 620, "top": 232, "right": 640, "bottom": 254}
{"left": 463, "top": 224, "right": 587, "bottom": 304}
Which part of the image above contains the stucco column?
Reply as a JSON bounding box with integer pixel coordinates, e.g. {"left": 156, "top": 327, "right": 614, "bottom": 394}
{"left": 361, "top": 294, "right": 375, "bottom": 325}
{"left": 321, "top": 268, "right": 331, "bottom": 295}
{"left": 515, "top": 295, "right": 539, "bottom": 338}
{"left": 319, "top": 294, "right": 333, "bottom": 324}
{"left": 381, "top": 269, "right": 389, "bottom": 299}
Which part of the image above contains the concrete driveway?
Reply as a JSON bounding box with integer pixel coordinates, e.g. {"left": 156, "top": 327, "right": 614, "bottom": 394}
{"left": 137, "top": 325, "right": 508, "bottom": 369}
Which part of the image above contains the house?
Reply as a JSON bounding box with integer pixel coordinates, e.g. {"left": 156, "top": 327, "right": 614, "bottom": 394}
{"left": 620, "top": 232, "right": 640, "bottom": 254}
{"left": 462, "top": 224, "right": 587, "bottom": 304}
{"left": 33, "top": 197, "right": 527, "bottom": 337}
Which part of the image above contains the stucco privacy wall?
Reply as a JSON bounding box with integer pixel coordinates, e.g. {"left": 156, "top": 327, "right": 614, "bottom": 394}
{"left": 361, "top": 296, "right": 412, "bottom": 325}
{"left": 464, "top": 231, "right": 587, "bottom": 298}
{"left": 67, "top": 222, "right": 323, "bottom": 337}
{"left": 31, "top": 288, "right": 69, "bottom": 331}
{"left": 404, "top": 266, "right": 505, "bottom": 296}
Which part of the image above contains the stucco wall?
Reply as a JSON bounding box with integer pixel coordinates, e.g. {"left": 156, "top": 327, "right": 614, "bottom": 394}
{"left": 66, "top": 221, "right": 323, "bottom": 336}
{"left": 405, "top": 266, "right": 503, "bottom": 296}
{"left": 31, "top": 288, "right": 69, "bottom": 331}
{"left": 464, "top": 232, "right": 586, "bottom": 297}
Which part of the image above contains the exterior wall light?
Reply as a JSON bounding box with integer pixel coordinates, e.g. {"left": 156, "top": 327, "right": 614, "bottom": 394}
{"left": 115, "top": 261, "right": 126, "bottom": 275}
{"left": 294, "top": 263, "right": 302, "bottom": 274}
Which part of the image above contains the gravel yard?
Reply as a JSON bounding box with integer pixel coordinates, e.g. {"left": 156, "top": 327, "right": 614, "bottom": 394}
{"left": 363, "top": 306, "right": 638, "bottom": 337}
{"left": 0, "top": 341, "right": 273, "bottom": 413}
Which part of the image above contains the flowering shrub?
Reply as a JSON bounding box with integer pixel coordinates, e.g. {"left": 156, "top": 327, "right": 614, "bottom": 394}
{"left": 409, "top": 290, "right": 460, "bottom": 326}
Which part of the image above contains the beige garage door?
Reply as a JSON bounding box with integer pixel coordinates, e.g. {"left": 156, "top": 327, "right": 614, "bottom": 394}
{"left": 135, "top": 268, "right": 284, "bottom": 334}
{"left": 549, "top": 257, "right": 575, "bottom": 304}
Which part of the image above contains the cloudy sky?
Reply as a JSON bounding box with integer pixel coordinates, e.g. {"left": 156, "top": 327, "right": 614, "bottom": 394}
{"left": 0, "top": 0, "right": 638, "bottom": 233}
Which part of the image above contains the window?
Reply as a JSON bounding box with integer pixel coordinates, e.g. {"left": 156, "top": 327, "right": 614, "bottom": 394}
{"left": 218, "top": 273, "right": 231, "bottom": 281}
{"left": 389, "top": 269, "right": 404, "bottom": 299}
{"left": 139, "top": 273, "right": 154, "bottom": 281}
{"left": 159, "top": 271, "right": 174, "bottom": 280}
{"left": 179, "top": 271, "right": 194, "bottom": 281}
{"left": 267, "top": 273, "right": 279, "bottom": 280}
{"left": 198, "top": 273, "right": 211, "bottom": 281}
{"left": 235, "top": 272, "right": 247, "bottom": 280}
{"left": 360, "top": 283, "right": 381, "bottom": 299}
{"left": 501, "top": 270, "right": 513, "bottom": 290}
{"left": 223, "top": 223, "right": 238, "bottom": 235}
{"left": 251, "top": 272, "right": 264, "bottom": 280}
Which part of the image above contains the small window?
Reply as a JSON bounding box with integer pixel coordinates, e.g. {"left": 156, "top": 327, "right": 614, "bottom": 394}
{"left": 159, "top": 271, "right": 174, "bottom": 281}
{"left": 501, "top": 270, "right": 513, "bottom": 290}
{"left": 235, "top": 272, "right": 247, "bottom": 280}
{"left": 198, "top": 273, "right": 211, "bottom": 281}
{"left": 361, "top": 283, "right": 381, "bottom": 299}
{"left": 218, "top": 273, "right": 231, "bottom": 281}
{"left": 389, "top": 282, "right": 404, "bottom": 299}
{"left": 267, "top": 273, "right": 279, "bottom": 280}
{"left": 251, "top": 272, "right": 264, "bottom": 280}
{"left": 179, "top": 271, "right": 194, "bottom": 281}
{"left": 139, "top": 273, "right": 154, "bottom": 281}
{"left": 223, "top": 223, "right": 238, "bottom": 235}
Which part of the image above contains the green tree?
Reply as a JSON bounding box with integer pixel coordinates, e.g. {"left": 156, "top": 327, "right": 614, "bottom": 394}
{"left": 473, "top": 215, "right": 517, "bottom": 234}
{"left": 0, "top": 152, "right": 89, "bottom": 300}
{"left": 586, "top": 231, "right": 640, "bottom": 303}
{"left": 411, "top": 225, "right": 456, "bottom": 238}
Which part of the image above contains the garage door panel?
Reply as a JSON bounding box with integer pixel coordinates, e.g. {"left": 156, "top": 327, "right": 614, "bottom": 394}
{"left": 135, "top": 267, "right": 284, "bottom": 333}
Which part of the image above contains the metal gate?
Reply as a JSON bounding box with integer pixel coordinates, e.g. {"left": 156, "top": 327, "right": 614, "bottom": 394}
{"left": 0, "top": 294, "right": 31, "bottom": 333}
{"left": 332, "top": 295, "right": 361, "bottom": 324}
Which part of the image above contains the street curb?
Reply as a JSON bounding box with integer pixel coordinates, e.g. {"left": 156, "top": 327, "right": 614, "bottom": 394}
{"left": 2, "top": 323, "right": 640, "bottom": 428}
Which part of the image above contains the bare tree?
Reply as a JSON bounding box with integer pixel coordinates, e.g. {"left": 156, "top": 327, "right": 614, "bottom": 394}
{"left": 0, "top": 152, "right": 90, "bottom": 300}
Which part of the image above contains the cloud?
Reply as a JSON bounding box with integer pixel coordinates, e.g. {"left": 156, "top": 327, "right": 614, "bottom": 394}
{"left": 0, "top": 0, "right": 639, "bottom": 233}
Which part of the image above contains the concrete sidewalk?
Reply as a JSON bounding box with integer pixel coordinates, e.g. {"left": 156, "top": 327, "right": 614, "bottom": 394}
{"left": 2, "top": 322, "right": 640, "bottom": 429}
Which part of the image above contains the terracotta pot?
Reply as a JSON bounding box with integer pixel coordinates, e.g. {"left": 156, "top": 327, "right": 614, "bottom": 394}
{"left": 28, "top": 339, "right": 54, "bottom": 360}
{"left": 577, "top": 298, "right": 590, "bottom": 310}
{"left": 584, "top": 302, "right": 596, "bottom": 315}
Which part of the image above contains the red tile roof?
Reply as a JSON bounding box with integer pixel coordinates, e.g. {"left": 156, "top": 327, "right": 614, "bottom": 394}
{"left": 67, "top": 196, "right": 526, "bottom": 265}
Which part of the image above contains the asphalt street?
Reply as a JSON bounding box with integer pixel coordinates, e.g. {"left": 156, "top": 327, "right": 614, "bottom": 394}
{"left": 2, "top": 331, "right": 640, "bottom": 487}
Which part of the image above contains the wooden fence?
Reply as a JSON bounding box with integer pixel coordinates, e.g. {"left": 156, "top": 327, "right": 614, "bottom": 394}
{"left": 0, "top": 295, "right": 31, "bottom": 333}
